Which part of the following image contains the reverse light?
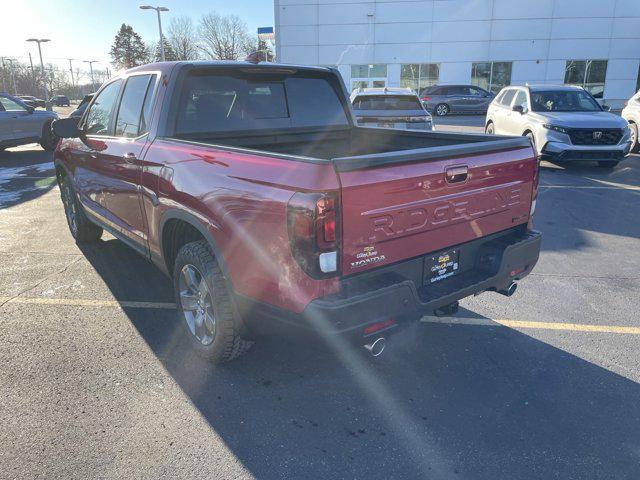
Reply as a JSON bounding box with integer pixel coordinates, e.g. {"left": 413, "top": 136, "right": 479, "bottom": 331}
{"left": 542, "top": 124, "right": 569, "bottom": 134}
{"left": 287, "top": 192, "right": 340, "bottom": 278}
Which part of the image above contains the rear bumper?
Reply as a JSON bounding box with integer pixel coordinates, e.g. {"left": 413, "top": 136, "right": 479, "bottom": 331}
{"left": 236, "top": 227, "right": 541, "bottom": 342}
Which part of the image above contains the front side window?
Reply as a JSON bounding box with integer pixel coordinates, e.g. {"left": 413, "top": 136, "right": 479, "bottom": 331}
{"left": 400, "top": 64, "right": 440, "bottom": 93}
{"left": 115, "top": 74, "right": 155, "bottom": 138}
{"left": 513, "top": 90, "right": 528, "bottom": 109}
{"left": 500, "top": 89, "right": 516, "bottom": 106}
{"left": 472, "top": 62, "right": 512, "bottom": 94}
{"left": 530, "top": 90, "right": 601, "bottom": 112}
{"left": 0, "top": 96, "right": 27, "bottom": 112}
{"left": 564, "top": 60, "right": 607, "bottom": 98}
{"left": 84, "top": 80, "right": 123, "bottom": 136}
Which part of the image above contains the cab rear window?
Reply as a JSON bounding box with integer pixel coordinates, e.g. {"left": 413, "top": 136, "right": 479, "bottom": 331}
{"left": 174, "top": 70, "right": 349, "bottom": 135}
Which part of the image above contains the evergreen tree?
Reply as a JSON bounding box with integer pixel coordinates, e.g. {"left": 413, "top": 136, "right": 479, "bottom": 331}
{"left": 109, "top": 24, "right": 148, "bottom": 69}
{"left": 154, "top": 36, "right": 178, "bottom": 62}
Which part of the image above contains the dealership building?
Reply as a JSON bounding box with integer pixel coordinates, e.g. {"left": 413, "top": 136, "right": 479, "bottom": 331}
{"left": 274, "top": 0, "right": 640, "bottom": 107}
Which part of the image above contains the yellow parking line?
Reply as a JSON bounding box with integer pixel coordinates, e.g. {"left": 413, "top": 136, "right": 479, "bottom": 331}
{"left": 0, "top": 296, "right": 176, "bottom": 309}
{"left": 421, "top": 316, "right": 640, "bottom": 335}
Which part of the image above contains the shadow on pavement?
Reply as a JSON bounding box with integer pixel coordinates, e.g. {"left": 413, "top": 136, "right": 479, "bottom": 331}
{"left": 77, "top": 238, "right": 640, "bottom": 479}
{"left": 535, "top": 155, "right": 640, "bottom": 253}
{"left": 0, "top": 147, "right": 57, "bottom": 209}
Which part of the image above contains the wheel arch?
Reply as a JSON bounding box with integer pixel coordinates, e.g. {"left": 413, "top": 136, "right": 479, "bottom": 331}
{"left": 158, "top": 209, "right": 231, "bottom": 282}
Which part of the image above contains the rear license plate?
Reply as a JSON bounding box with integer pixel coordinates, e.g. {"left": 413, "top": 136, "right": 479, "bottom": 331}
{"left": 425, "top": 249, "right": 459, "bottom": 284}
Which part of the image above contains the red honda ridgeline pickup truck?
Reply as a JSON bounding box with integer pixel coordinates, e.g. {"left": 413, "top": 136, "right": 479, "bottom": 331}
{"left": 52, "top": 61, "right": 541, "bottom": 362}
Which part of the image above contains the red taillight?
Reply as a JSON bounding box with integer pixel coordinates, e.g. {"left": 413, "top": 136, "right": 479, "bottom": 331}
{"left": 287, "top": 192, "right": 340, "bottom": 278}
{"left": 421, "top": 96, "right": 431, "bottom": 102}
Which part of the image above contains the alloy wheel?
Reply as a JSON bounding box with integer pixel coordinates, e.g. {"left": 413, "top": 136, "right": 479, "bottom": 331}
{"left": 178, "top": 264, "right": 216, "bottom": 346}
{"left": 62, "top": 182, "right": 78, "bottom": 236}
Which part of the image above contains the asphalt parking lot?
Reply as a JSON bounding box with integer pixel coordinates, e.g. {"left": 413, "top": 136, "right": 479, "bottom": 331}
{"left": 1, "top": 136, "right": 640, "bottom": 479}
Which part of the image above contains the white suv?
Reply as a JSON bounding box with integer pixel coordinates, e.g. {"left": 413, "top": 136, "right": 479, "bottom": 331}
{"left": 485, "top": 85, "right": 632, "bottom": 168}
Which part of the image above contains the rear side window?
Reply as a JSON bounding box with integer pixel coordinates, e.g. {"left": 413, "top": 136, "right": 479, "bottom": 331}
{"left": 499, "top": 89, "right": 516, "bottom": 106}
{"left": 115, "top": 74, "right": 156, "bottom": 138}
{"left": 175, "top": 71, "right": 349, "bottom": 135}
{"left": 84, "top": 80, "right": 122, "bottom": 136}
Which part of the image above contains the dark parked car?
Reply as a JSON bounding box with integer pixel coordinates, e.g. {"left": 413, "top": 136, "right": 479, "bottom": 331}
{"left": 52, "top": 61, "right": 540, "bottom": 363}
{"left": 69, "top": 93, "right": 94, "bottom": 119}
{"left": 50, "top": 95, "right": 70, "bottom": 107}
{"left": 17, "top": 95, "right": 46, "bottom": 108}
{"left": 420, "top": 84, "right": 494, "bottom": 116}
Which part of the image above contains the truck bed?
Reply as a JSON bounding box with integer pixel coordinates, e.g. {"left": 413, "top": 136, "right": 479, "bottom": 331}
{"left": 172, "top": 126, "right": 531, "bottom": 166}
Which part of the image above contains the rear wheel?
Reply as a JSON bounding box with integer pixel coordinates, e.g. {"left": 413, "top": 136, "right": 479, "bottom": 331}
{"left": 629, "top": 122, "right": 639, "bottom": 153}
{"left": 173, "top": 240, "right": 252, "bottom": 363}
{"left": 485, "top": 122, "right": 495, "bottom": 134}
{"left": 59, "top": 175, "right": 103, "bottom": 243}
{"left": 435, "top": 103, "right": 449, "bottom": 117}
{"left": 598, "top": 160, "right": 619, "bottom": 168}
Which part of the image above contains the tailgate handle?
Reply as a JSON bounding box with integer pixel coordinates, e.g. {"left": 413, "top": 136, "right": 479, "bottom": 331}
{"left": 445, "top": 165, "right": 468, "bottom": 184}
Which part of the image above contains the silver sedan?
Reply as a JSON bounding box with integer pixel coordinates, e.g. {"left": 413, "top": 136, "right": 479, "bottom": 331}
{"left": 0, "top": 93, "right": 59, "bottom": 151}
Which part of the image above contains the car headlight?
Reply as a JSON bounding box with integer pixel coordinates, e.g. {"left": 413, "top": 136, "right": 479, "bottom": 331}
{"left": 542, "top": 124, "right": 568, "bottom": 134}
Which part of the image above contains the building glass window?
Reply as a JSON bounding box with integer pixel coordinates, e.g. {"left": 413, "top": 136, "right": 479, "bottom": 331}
{"left": 350, "top": 64, "right": 387, "bottom": 91}
{"left": 471, "top": 62, "right": 512, "bottom": 94}
{"left": 564, "top": 60, "right": 608, "bottom": 98}
{"left": 400, "top": 64, "right": 440, "bottom": 93}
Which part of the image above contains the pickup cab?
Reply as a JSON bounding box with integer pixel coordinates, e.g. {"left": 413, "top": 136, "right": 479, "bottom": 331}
{"left": 52, "top": 61, "right": 541, "bottom": 362}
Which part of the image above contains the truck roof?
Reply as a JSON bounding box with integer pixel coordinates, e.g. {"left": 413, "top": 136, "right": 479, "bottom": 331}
{"left": 124, "top": 60, "right": 335, "bottom": 75}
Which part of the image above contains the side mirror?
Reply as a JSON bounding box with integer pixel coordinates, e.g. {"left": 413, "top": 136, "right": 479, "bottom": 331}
{"left": 602, "top": 105, "right": 611, "bottom": 112}
{"left": 512, "top": 104, "right": 527, "bottom": 114}
{"left": 52, "top": 117, "right": 81, "bottom": 138}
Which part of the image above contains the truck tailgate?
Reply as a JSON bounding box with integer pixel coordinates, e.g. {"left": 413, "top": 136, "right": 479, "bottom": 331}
{"left": 335, "top": 146, "right": 537, "bottom": 275}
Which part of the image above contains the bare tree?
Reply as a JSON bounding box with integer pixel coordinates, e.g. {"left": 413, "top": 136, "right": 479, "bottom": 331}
{"left": 168, "top": 16, "right": 199, "bottom": 60}
{"left": 198, "top": 12, "right": 253, "bottom": 60}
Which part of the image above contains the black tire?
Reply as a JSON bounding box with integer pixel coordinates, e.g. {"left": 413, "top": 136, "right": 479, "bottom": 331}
{"left": 59, "top": 175, "right": 103, "bottom": 243}
{"left": 40, "top": 121, "right": 58, "bottom": 152}
{"left": 485, "top": 122, "right": 495, "bottom": 134}
{"left": 629, "top": 122, "right": 639, "bottom": 153}
{"left": 598, "top": 160, "right": 619, "bottom": 168}
{"left": 434, "top": 103, "right": 449, "bottom": 116}
{"left": 173, "top": 240, "right": 252, "bottom": 363}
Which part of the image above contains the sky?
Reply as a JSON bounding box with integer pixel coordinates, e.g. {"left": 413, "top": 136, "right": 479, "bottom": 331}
{"left": 0, "top": 0, "right": 274, "bottom": 72}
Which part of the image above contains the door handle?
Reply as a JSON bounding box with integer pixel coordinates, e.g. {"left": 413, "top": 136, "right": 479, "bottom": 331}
{"left": 123, "top": 152, "right": 137, "bottom": 163}
{"left": 445, "top": 165, "right": 468, "bottom": 184}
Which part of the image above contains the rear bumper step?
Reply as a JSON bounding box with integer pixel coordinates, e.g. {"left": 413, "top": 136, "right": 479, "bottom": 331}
{"left": 236, "top": 228, "right": 541, "bottom": 341}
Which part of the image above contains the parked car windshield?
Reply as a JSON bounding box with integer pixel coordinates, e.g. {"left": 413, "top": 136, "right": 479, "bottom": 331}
{"left": 352, "top": 95, "right": 423, "bottom": 110}
{"left": 530, "top": 90, "right": 601, "bottom": 112}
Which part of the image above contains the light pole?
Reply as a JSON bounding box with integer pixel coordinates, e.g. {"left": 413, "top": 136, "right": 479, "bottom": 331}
{"left": 26, "top": 38, "right": 50, "bottom": 109}
{"left": 139, "top": 5, "right": 169, "bottom": 62}
{"left": 67, "top": 58, "right": 75, "bottom": 99}
{"left": 84, "top": 60, "right": 97, "bottom": 92}
{"left": 5, "top": 59, "right": 17, "bottom": 95}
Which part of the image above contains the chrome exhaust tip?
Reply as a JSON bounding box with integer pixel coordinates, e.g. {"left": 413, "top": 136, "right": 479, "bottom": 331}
{"left": 498, "top": 282, "right": 518, "bottom": 297}
{"left": 364, "top": 337, "right": 386, "bottom": 357}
